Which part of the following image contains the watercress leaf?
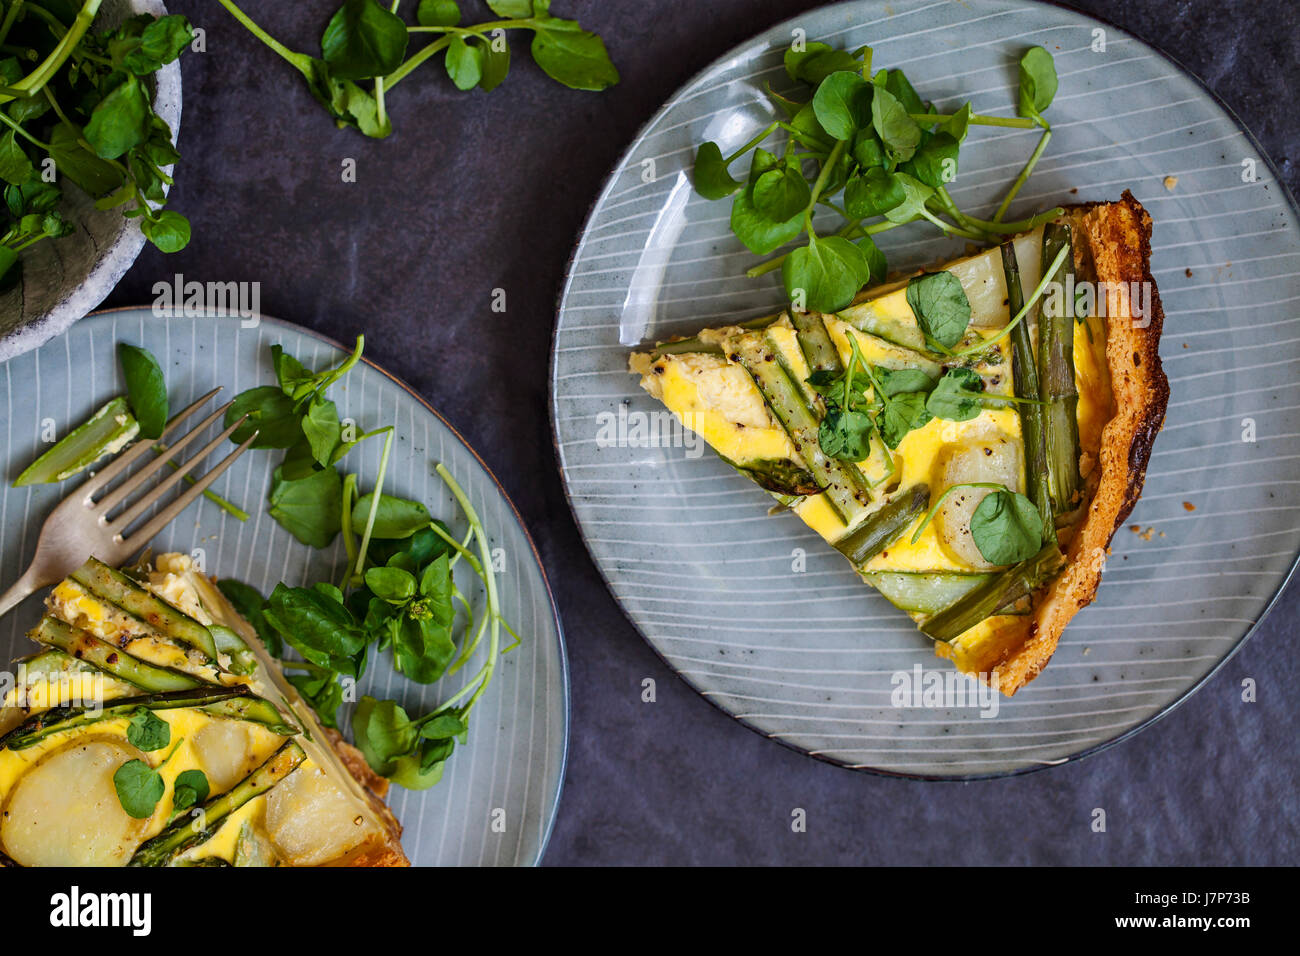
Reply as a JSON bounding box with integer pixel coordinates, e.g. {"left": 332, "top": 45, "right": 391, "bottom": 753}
{"left": 752, "top": 160, "right": 811, "bottom": 221}
{"left": 765, "top": 82, "right": 804, "bottom": 118}
{"left": 286, "top": 670, "right": 344, "bottom": 728}
{"left": 301, "top": 398, "right": 342, "bottom": 466}
{"left": 352, "top": 493, "right": 433, "bottom": 539}
{"left": 217, "top": 579, "right": 281, "bottom": 656}
{"left": 5, "top": 179, "right": 61, "bottom": 217}
{"left": 477, "top": 34, "right": 510, "bottom": 91}
{"left": 365, "top": 565, "right": 417, "bottom": 603}
{"left": 858, "top": 234, "right": 887, "bottom": 286}
{"left": 1017, "top": 46, "right": 1057, "bottom": 128}
{"left": 419, "top": 550, "right": 451, "bottom": 601}
{"left": 485, "top": 0, "right": 533, "bottom": 16}
{"left": 873, "top": 365, "right": 936, "bottom": 397}
{"left": 819, "top": 408, "right": 874, "bottom": 461}
{"left": 783, "top": 42, "right": 860, "bottom": 85}
{"left": 693, "top": 141, "right": 742, "bottom": 201}
{"left": 114, "top": 759, "right": 164, "bottom": 818}
{"left": 971, "top": 489, "right": 1043, "bottom": 564}
{"left": 84, "top": 75, "right": 150, "bottom": 159}
{"left": 844, "top": 166, "right": 905, "bottom": 219}
{"left": 388, "top": 739, "right": 451, "bottom": 789}
{"left": 925, "top": 367, "right": 985, "bottom": 421}
{"left": 806, "top": 367, "right": 869, "bottom": 402}
{"left": 140, "top": 211, "right": 191, "bottom": 253}
{"left": 126, "top": 707, "right": 170, "bottom": 751}
{"left": 870, "top": 85, "right": 922, "bottom": 164}
{"left": 529, "top": 12, "right": 619, "bottom": 91}
{"left": 314, "top": 581, "right": 346, "bottom": 605}
{"left": 117, "top": 343, "right": 168, "bottom": 439}
{"left": 444, "top": 35, "right": 484, "bottom": 90}
{"left": 730, "top": 154, "right": 804, "bottom": 255}
{"left": 392, "top": 613, "right": 456, "bottom": 683}
{"left": 0, "top": 132, "right": 32, "bottom": 187}
{"left": 878, "top": 390, "right": 931, "bottom": 448}
{"left": 265, "top": 581, "right": 366, "bottom": 671}
{"left": 46, "top": 126, "right": 122, "bottom": 198}
{"left": 417, "top": 0, "right": 461, "bottom": 27}
{"left": 321, "top": 0, "right": 409, "bottom": 80}
{"left": 226, "top": 386, "right": 303, "bottom": 449}
{"left": 902, "top": 132, "right": 959, "bottom": 189}
{"left": 124, "top": 14, "right": 193, "bottom": 74}
{"left": 943, "top": 102, "right": 973, "bottom": 143}
{"left": 270, "top": 345, "right": 316, "bottom": 401}
{"left": 812, "top": 70, "right": 872, "bottom": 141}
{"left": 268, "top": 466, "right": 343, "bottom": 549}
{"left": 788, "top": 102, "right": 833, "bottom": 151}
{"left": 279, "top": 439, "right": 320, "bottom": 481}
{"left": 171, "top": 768, "right": 209, "bottom": 812}
{"left": 364, "top": 521, "right": 452, "bottom": 570}
{"left": 884, "top": 69, "right": 926, "bottom": 116}
{"left": 882, "top": 171, "right": 934, "bottom": 223}
{"left": 351, "top": 695, "right": 417, "bottom": 775}
{"left": 419, "top": 713, "right": 468, "bottom": 739}
{"left": 782, "top": 235, "right": 872, "bottom": 314}
{"left": 851, "top": 128, "right": 885, "bottom": 169}
{"left": 906, "top": 270, "right": 971, "bottom": 350}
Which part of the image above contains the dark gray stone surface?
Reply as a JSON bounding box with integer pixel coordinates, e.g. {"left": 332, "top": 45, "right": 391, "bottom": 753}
{"left": 103, "top": 0, "right": 1299, "bottom": 865}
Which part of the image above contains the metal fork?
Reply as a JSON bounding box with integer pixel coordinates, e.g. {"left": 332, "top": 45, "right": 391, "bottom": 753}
{"left": 0, "top": 388, "right": 259, "bottom": 618}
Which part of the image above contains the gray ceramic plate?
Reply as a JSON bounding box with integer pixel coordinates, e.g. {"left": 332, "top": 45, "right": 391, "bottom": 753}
{"left": 551, "top": 0, "right": 1300, "bottom": 777}
{"left": 1, "top": 308, "right": 568, "bottom": 864}
{"left": 0, "top": 0, "right": 182, "bottom": 363}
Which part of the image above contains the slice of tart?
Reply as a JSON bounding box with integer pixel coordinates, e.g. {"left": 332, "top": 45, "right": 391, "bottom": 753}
{"left": 629, "top": 192, "right": 1168, "bottom": 695}
{"left": 0, "top": 553, "right": 408, "bottom": 867}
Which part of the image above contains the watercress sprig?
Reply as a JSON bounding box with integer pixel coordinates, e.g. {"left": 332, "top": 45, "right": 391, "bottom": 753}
{"left": 0, "top": 2, "right": 193, "bottom": 286}
{"left": 216, "top": 0, "right": 617, "bottom": 139}
{"left": 693, "top": 41, "right": 1060, "bottom": 313}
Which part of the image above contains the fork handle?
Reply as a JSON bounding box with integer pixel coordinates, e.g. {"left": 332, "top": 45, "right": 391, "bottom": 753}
{"left": 0, "top": 565, "right": 46, "bottom": 620}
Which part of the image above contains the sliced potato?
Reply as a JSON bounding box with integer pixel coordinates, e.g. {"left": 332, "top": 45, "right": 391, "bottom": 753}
{"left": 265, "top": 763, "right": 370, "bottom": 866}
{"left": 934, "top": 434, "right": 1023, "bottom": 569}
{"left": 193, "top": 718, "right": 261, "bottom": 793}
{"left": 1, "top": 739, "right": 147, "bottom": 866}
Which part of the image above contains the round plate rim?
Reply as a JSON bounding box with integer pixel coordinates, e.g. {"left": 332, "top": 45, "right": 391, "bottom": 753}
{"left": 86, "top": 304, "right": 571, "bottom": 864}
{"left": 548, "top": 0, "right": 1300, "bottom": 781}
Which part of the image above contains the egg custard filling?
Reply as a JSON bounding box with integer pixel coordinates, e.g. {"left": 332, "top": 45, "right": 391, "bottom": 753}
{"left": 0, "top": 553, "right": 407, "bottom": 867}
{"left": 630, "top": 194, "right": 1168, "bottom": 695}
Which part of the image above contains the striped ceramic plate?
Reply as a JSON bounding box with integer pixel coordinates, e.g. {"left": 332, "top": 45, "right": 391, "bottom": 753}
{"left": 550, "top": 0, "right": 1300, "bottom": 777}
{"left": 1, "top": 309, "right": 568, "bottom": 864}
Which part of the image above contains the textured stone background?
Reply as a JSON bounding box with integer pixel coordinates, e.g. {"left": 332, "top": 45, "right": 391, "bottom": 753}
{"left": 103, "top": 0, "right": 1299, "bottom": 864}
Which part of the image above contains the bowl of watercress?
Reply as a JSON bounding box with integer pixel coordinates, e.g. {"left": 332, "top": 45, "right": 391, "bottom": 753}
{"left": 0, "top": 0, "right": 189, "bottom": 362}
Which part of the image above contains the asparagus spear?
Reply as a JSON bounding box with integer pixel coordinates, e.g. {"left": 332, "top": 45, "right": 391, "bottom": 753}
{"left": 726, "top": 456, "right": 820, "bottom": 497}
{"left": 1001, "top": 242, "right": 1053, "bottom": 535}
{"left": 0, "top": 686, "right": 296, "bottom": 751}
{"left": 834, "top": 483, "right": 930, "bottom": 566}
{"left": 1038, "top": 222, "right": 1082, "bottom": 516}
{"left": 29, "top": 617, "right": 202, "bottom": 692}
{"left": 72, "top": 557, "right": 217, "bottom": 660}
{"left": 727, "top": 330, "right": 872, "bottom": 524}
{"left": 128, "top": 740, "right": 306, "bottom": 867}
{"left": 919, "top": 543, "right": 1064, "bottom": 642}
{"left": 789, "top": 310, "right": 843, "bottom": 374}
{"left": 650, "top": 314, "right": 775, "bottom": 357}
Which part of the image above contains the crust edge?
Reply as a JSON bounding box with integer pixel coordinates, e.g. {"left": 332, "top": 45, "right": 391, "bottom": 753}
{"left": 982, "top": 191, "right": 1170, "bottom": 694}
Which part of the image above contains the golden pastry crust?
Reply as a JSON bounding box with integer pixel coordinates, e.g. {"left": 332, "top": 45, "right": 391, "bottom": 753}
{"left": 323, "top": 728, "right": 410, "bottom": 867}
{"left": 940, "top": 192, "right": 1169, "bottom": 693}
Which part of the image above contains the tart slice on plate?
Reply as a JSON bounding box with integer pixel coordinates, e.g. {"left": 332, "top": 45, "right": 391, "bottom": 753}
{"left": 630, "top": 193, "right": 1168, "bottom": 695}
{"left": 0, "top": 554, "right": 408, "bottom": 867}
